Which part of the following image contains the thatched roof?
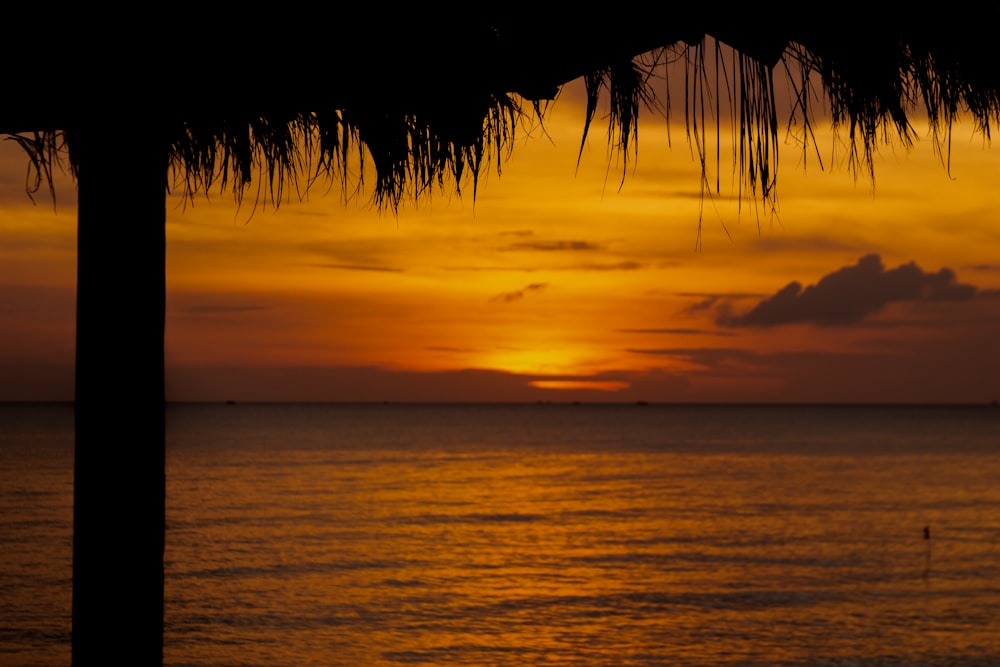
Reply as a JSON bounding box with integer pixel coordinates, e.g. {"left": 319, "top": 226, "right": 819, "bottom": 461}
{"left": 4, "top": 10, "right": 1000, "bottom": 209}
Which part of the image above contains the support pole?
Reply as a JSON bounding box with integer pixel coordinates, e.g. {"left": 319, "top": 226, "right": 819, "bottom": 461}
{"left": 72, "top": 119, "right": 167, "bottom": 666}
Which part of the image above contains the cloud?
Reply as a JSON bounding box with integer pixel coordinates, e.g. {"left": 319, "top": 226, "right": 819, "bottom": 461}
{"left": 314, "top": 263, "right": 403, "bottom": 273}
{"left": 448, "top": 261, "right": 641, "bottom": 273}
{"left": 490, "top": 283, "right": 548, "bottom": 303}
{"left": 617, "top": 327, "right": 737, "bottom": 337}
{"left": 966, "top": 263, "right": 1000, "bottom": 272}
{"left": 500, "top": 240, "right": 603, "bottom": 252}
{"left": 627, "top": 347, "right": 746, "bottom": 366}
{"left": 721, "top": 254, "right": 978, "bottom": 327}
{"left": 301, "top": 239, "right": 406, "bottom": 273}
{"left": 680, "top": 293, "right": 759, "bottom": 318}
{"left": 578, "top": 261, "right": 643, "bottom": 271}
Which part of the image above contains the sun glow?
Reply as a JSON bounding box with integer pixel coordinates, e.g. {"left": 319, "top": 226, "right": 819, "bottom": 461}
{"left": 475, "top": 343, "right": 601, "bottom": 377}
{"left": 529, "top": 380, "right": 630, "bottom": 392}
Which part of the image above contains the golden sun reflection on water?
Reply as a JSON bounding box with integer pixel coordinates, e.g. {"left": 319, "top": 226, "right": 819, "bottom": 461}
{"left": 6, "top": 404, "right": 999, "bottom": 667}
{"left": 161, "top": 411, "right": 1000, "bottom": 667}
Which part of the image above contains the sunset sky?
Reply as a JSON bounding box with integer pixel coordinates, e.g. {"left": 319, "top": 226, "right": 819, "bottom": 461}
{"left": 2, "top": 68, "right": 999, "bottom": 404}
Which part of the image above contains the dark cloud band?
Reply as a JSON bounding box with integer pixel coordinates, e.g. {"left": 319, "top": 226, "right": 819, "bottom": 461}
{"left": 721, "top": 254, "right": 978, "bottom": 327}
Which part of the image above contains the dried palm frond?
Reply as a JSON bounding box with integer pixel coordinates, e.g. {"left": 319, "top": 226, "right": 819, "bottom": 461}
{"left": 5, "top": 130, "right": 70, "bottom": 203}
{"left": 578, "top": 57, "right": 661, "bottom": 188}
{"left": 782, "top": 22, "right": 1000, "bottom": 184}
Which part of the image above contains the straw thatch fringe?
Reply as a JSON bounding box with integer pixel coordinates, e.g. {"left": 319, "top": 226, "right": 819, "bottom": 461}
{"left": 8, "top": 28, "right": 999, "bottom": 214}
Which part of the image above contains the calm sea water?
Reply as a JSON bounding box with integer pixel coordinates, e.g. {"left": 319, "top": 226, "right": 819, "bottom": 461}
{"left": 2, "top": 402, "right": 1000, "bottom": 666}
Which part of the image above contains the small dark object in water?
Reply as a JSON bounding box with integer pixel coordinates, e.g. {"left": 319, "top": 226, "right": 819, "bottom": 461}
{"left": 924, "top": 525, "right": 930, "bottom": 540}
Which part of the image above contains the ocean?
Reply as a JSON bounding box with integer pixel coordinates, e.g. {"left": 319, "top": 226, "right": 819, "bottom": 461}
{"left": 2, "top": 402, "right": 999, "bottom": 666}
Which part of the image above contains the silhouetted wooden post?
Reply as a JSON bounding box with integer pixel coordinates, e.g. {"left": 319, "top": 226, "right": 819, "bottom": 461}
{"left": 72, "top": 116, "right": 167, "bottom": 666}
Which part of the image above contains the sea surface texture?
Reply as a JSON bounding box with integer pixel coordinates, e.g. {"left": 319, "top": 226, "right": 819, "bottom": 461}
{"left": 2, "top": 402, "right": 1000, "bottom": 666}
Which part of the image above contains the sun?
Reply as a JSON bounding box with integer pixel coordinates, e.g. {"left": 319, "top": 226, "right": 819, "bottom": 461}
{"left": 476, "top": 345, "right": 586, "bottom": 376}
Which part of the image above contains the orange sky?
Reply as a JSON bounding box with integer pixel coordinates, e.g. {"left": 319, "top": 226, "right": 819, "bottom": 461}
{"left": 2, "top": 71, "right": 1000, "bottom": 404}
